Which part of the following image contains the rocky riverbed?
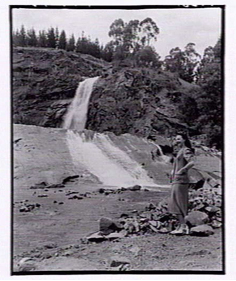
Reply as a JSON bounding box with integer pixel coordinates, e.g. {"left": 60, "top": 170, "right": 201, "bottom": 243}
{"left": 13, "top": 124, "right": 222, "bottom": 273}
{"left": 13, "top": 182, "right": 222, "bottom": 272}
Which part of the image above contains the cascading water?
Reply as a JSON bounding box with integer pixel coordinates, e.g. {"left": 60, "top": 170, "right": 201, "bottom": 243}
{"left": 63, "top": 76, "right": 99, "bottom": 130}
{"left": 63, "top": 76, "right": 160, "bottom": 187}
{"left": 66, "top": 130, "right": 156, "bottom": 187}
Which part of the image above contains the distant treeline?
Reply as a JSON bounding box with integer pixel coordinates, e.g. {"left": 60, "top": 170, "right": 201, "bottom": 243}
{"left": 12, "top": 26, "right": 103, "bottom": 59}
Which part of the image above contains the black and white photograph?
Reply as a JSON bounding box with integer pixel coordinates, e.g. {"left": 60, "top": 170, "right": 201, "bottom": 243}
{"left": 7, "top": 3, "right": 227, "bottom": 275}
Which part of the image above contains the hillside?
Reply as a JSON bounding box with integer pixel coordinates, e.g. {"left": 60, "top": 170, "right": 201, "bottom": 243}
{"left": 12, "top": 47, "right": 110, "bottom": 127}
{"left": 13, "top": 47, "right": 201, "bottom": 139}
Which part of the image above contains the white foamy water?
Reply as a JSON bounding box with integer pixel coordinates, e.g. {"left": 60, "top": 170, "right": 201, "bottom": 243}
{"left": 63, "top": 76, "right": 99, "bottom": 131}
{"left": 66, "top": 130, "right": 156, "bottom": 187}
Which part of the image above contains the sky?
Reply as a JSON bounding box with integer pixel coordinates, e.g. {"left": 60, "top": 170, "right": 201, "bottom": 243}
{"left": 12, "top": 7, "right": 222, "bottom": 59}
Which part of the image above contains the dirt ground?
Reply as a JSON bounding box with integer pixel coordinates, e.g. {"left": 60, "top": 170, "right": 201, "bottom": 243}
{"left": 13, "top": 182, "right": 223, "bottom": 273}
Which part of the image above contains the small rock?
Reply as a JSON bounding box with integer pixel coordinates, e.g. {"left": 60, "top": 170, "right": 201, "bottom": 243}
{"left": 58, "top": 202, "right": 64, "bottom": 205}
{"left": 211, "top": 220, "right": 222, "bottom": 228}
{"left": 19, "top": 206, "right": 30, "bottom": 212}
{"left": 18, "top": 257, "right": 36, "bottom": 272}
{"left": 106, "top": 230, "right": 127, "bottom": 240}
{"left": 190, "top": 225, "right": 214, "bottom": 236}
{"left": 127, "top": 185, "right": 142, "bottom": 191}
{"left": 43, "top": 242, "right": 57, "bottom": 249}
{"left": 140, "top": 212, "right": 152, "bottom": 220}
{"left": 149, "top": 220, "right": 157, "bottom": 227}
{"left": 129, "top": 245, "right": 141, "bottom": 256}
{"left": 47, "top": 184, "right": 65, "bottom": 189}
{"left": 149, "top": 224, "right": 159, "bottom": 233}
{"left": 110, "top": 256, "right": 130, "bottom": 267}
{"left": 86, "top": 231, "right": 106, "bottom": 242}
{"left": 66, "top": 191, "right": 79, "bottom": 196}
{"left": 62, "top": 175, "right": 80, "bottom": 184}
{"left": 205, "top": 206, "right": 220, "bottom": 214}
{"left": 185, "top": 211, "right": 209, "bottom": 227}
{"left": 30, "top": 181, "right": 48, "bottom": 189}
{"left": 158, "top": 227, "right": 170, "bottom": 234}
{"left": 38, "top": 194, "right": 48, "bottom": 198}
{"left": 68, "top": 195, "right": 83, "bottom": 200}
{"left": 146, "top": 203, "right": 156, "bottom": 210}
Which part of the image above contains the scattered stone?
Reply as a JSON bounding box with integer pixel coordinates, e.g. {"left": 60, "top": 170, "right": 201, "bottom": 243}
{"left": 53, "top": 201, "right": 57, "bottom": 204}
{"left": 18, "top": 257, "right": 36, "bottom": 272}
{"left": 106, "top": 230, "right": 127, "bottom": 240}
{"left": 127, "top": 185, "right": 142, "bottom": 191}
{"left": 62, "top": 175, "right": 80, "bottom": 184}
{"left": 205, "top": 206, "right": 221, "bottom": 215}
{"left": 58, "top": 202, "right": 64, "bottom": 205}
{"left": 43, "top": 243, "right": 57, "bottom": 249}
{"left": 146, "top": 203, "right": 157, "bottom": 211}
{"left": 185, "top": 211, "right": 209, "bottom": 227}
{"left": 30, "top": 182, "right": 48, "bottom": 189}
{"left": 37, "top": 194, "right": 48, "bottom": 198}
{"left": 68, "top": 195, "right": 83, "bottom": 200}
{"left": 149, "top": 224, "right": 159, "bottom": 233}
{"left": 14, "top": 138, "right": 22, "bottom": 144}
{"left": 110, "top": 256, "right": 130, "bottom": 267}
{"left": 19, "top": 206, "right": 30, "bottom": 212}
{"left": 124, "top": 218, "right": 139, "bottom": 233}
{"left": 86, "top": 231, "right": 106, "bottom": 242}
{"left": 66, "top": 191, "right": 79, "bottom": 196}
{"left": 190, "top": 225, "right": 214, "bottom": 236}
{"left": 140, "top": 212, "right": 152, "bottom": 220}
{"left": 158, "top": 227, "right": 170, "bottom": 234}
{"left": 211, "top": 220, "right": 222, "bottom": 228}
{"left": 41, "top": 253, "right": 53, "bottom": 259}
{"left": 129, "top": 245, "right": 141, "bottom": 256}
{"left": 48, "top": 184, "right": 65, "bottom": 189}
{"left": 149, "top": 220, "right": 158, "bottom": 227}
{"left": 30, "top": 182, "right": 65, "bottom": 189}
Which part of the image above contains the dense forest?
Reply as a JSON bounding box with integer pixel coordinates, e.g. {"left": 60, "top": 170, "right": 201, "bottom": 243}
{"left": 12, "top": 18, "right": 222, "bottom": 149}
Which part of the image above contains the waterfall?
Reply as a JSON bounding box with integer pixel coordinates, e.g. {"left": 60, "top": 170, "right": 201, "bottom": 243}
{"left": 63, "top": 76, "right": 99, "bottom": 131}
{"left": 63, "top": 76, "right": 163, "bottom": 187}
{"left": 66, "top": 131, "right": 156, "bottom": 187}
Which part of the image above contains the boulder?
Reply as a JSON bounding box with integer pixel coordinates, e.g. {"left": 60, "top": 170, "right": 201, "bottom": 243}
{"left": 185, "top": 211, "right": 209, "bottom": 226}
{"left": 99, "top": 217, "right": 122, "bottom": 235}
{"left": 190, "top": 225, "right": 214, "bottom": 236}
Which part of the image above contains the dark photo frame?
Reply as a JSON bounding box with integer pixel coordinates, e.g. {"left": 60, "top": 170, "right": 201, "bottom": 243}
{"left": 10, "top": 5, "right": 224, "bottom": 275}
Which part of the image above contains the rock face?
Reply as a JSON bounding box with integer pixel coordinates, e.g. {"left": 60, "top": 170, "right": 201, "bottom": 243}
{"left": 13, "top": 47, "right": 200, "bottom": 138}
{"left": 13, "top": 47, "right": 109, "bottom": 127}
{"left": 86, "top": 67, "right": 200, "bottom": 138}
